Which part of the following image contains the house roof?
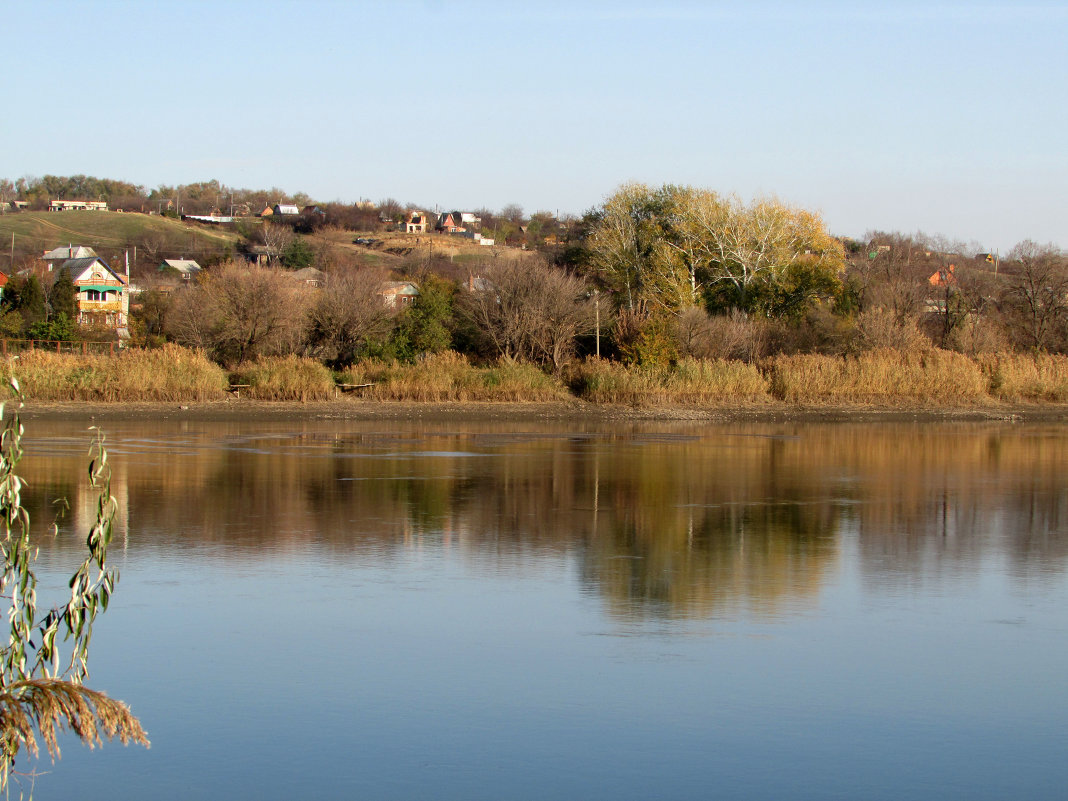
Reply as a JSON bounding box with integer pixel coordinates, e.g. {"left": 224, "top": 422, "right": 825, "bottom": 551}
{"left": 60, "top": 257, "right": 127, "bottom": 285}
{"left": 42, "top": 245, "right": 97, "bottom": 261}
{"left": 291, "top": 267, "right": 325, "bottom": 283}
{"left": 161, "top": 259, "right": 202, "bottom": 275}
{"left": 380, "top": 281, "right": 420, "bottom": 295}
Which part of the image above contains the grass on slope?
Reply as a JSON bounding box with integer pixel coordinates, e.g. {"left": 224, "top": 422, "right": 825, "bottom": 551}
{"left": 0, "top": 211, "right": 242, "bottom": 264}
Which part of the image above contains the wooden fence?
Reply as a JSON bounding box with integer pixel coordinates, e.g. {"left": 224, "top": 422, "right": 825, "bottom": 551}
{"left": 0, "top": 339, "right": 122, "bottom": 356}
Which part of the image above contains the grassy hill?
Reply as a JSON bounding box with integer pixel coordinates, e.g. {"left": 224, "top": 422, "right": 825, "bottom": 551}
{"left": 0, "top": 210, "right": 243, "bottom": 272}
{"left": 0, "top": 210, "right": 526, "bottom": 277}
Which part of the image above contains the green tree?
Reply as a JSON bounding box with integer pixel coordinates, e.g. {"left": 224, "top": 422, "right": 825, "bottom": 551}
{"left": 6, "top": 276, "right": 47, "bottom": 332}
{"left": 48, "top": 271, "right": 77, "bottom": 321}
{"left": 0, "top": 388, "right": 148, "bottom": 791}
{"left": 27, "top": 314, "right": 77, "bottom": 342}
{"left": 392, "top": 275, "right": 454, "bottom": 360}
{"left": 281, "top": 236, "right": 315, "bottom": 270}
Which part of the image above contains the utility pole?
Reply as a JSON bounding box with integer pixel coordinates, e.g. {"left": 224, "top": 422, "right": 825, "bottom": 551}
{"left": 594, "top": 289, "right": 600, "bottom": 358}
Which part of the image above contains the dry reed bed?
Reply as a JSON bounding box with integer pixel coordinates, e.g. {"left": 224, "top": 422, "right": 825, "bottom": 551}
{"left": 569, "top": 358, "right": 770, "bottom": 405}
{"left": 340, "top": 352, "right": 570, "bottom": 402}
{"left": 1, "top": 345, "right": 227, "bottom": 401}
{"left": 978, "top": 353, "right": 1068, "bottom": 402}
{"left": 761, "top": 348, "right": 991, "bottom": 404}
{"left": 230, "top": 356, "right": 336, "bottom": 401}
{"left": 2, "top": 347, "right": 1065, "bottom": 407}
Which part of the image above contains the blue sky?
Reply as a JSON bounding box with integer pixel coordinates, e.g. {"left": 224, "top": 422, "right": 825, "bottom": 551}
{"left": 4, "top": 0, "right": 1065, "bottom": 251}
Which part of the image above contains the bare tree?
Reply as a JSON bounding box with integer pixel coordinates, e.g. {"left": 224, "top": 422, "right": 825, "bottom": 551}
{"left": 457, "top": 257, "right": 594, "bottom": 369}
{"left": 853, "top": 232, "right": 930, "bottom": 323}
{"left": 500, "top": 204, "right": 525, "bottom": 224}
{"left": 1000, "top": 240, "right": 1068, "bottom": 351}
{"left": 305, "top": 270, "right": 395, "bottom": 366}
{"left": 260, "top": 221, "right": 294, "bottom": 265}
{"left": 168, "top": 263, "right": 308, "bottom": 364}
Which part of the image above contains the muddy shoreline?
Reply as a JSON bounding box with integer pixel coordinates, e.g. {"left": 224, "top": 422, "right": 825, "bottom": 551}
{"left": 14, "top": 398, "right": 1068, "bottom": 424}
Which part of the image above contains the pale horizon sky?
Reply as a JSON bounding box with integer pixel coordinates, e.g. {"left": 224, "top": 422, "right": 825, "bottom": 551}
{"left": 4, "top": 0, "right": 1065, "bottom": 253}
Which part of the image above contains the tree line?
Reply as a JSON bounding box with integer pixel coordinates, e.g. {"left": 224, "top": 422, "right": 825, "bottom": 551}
{"left": 2, "top": 176, "right": 1066, "bottom": 364}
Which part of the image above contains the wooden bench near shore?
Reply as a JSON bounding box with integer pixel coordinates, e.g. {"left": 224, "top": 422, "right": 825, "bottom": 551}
{"left": 227, "top": 383, "right": 251, "bottom": 397}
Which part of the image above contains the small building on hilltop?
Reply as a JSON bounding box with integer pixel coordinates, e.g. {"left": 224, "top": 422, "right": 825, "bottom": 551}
{"left": 436, "top": 211, "right": 482, "bottom": 234}
{"left": 928, "top": 264, "right": 957, "bottom": 287}
{"left": 49, "top": 200, "right": 108, "bottom": 212}
{"left": 273, "top": 204, "right": 300, "bottom": 216}
{"left": 405, "top": 211, "right": 429, "bottom": 233}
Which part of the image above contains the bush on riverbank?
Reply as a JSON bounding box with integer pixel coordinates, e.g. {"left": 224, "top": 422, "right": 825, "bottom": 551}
{"left": 1, "top": 345, "right": 227, "bottom": 401}
{"left": 339, "top": 352, "right": 570, "bottom": 402}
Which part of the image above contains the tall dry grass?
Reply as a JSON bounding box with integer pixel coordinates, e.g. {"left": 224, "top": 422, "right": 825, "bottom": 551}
{"left": 978, "top": 352, "right": 1068, "bottom": 402}
{"left": 339, "top": 352, "right": 569, "bottom": 402}
{"left": 1, "top": 345, "right": 227, "bottom": 401}
{"left": 569, "top": 358, "right": 770, "bottom": 405}
{"left": 762, "top": 347, "right": 990, "bottom": 405}
{"left": 230, "top": 355, "right": 336, "bottom": 401}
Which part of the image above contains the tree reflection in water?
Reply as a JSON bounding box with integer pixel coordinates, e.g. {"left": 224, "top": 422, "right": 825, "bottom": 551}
{"left": 19, "top": 419, "right": 1068, "bottom": 620}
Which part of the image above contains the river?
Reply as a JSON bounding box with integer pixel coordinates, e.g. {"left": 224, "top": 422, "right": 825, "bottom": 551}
{"left": 15, "top": 417, "right": 1068, "bottom": 800}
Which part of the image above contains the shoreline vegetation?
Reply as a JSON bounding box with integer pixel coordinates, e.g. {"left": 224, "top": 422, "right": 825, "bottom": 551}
{"left": 3, "top": 344, "right": 1066, "bottom": 420}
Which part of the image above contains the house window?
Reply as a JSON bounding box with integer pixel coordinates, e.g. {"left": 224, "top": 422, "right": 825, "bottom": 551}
{"left": 86, "top": 290, "right": 103, "bottom": 301}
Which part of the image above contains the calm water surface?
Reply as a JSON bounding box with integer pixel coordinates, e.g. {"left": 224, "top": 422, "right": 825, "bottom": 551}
{"left": 16, "top": 417, "right": 1068, "bottom": 800}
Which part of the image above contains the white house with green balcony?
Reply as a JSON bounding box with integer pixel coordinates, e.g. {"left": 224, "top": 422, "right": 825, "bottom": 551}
{"left": 59, "top": 257, "right": 130, "bottom": 329}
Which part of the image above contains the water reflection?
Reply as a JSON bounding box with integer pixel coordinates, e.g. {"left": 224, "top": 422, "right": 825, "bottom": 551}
{"left": 21, "top": 419, "right": 1068, "bottom": 620}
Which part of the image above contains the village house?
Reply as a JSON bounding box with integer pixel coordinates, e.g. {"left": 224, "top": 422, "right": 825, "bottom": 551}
{"left": 273, "top": 204, "right": 300, "bottom": 216}
{"left": 405, "top": 211, "right": 429, "bottom": 233}
{"left": 928, "top": 264, "right": 957, "bottom": 287}
{"left": 42, "top": 245, "right": 99, "bottom": 270}
{"left": 378, "top": 280, "right": 419, "bottom": 308}
{"left": 435, "top": 211, "right": 481, "bottom": 233}
{"left": 49, "top": 200, "right": 108, "bottom": 212}
{"left": 59, "top": 256, "right": 130, "bottom": 329}
{"left": 159, "top": 259, "right": 202, "bottom": 280}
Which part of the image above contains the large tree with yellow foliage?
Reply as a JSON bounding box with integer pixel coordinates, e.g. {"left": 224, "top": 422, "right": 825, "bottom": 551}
{"left": 586, "top": 184, "right": 844, "bottom": 318}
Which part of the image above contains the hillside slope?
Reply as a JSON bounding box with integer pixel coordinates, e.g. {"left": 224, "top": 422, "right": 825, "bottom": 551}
{"left": 0, "top": 211, "right": 242, "bottom": 271}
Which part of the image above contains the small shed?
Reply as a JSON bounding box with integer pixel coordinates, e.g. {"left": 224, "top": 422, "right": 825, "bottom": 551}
{"left": 290, "top": 267, "right": 326, "bottom": 287}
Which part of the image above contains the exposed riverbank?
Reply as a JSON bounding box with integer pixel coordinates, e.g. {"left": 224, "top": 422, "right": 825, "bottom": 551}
{"left": 15, "top": 397, "right": 1068, "bottom": 424}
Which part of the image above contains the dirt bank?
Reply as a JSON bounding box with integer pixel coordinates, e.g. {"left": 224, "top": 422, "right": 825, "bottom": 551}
{"left": 14, "top": 398, "right": 1068, "bottom": 424}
